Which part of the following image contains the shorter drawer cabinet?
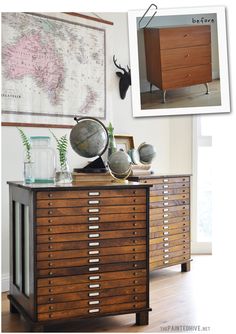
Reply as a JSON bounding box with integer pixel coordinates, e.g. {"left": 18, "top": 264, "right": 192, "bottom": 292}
{"left": 7, "top": 181, "right": 151, "bottom": 332}
{"left": 129, "top": 175, "right": 191, "bottom": 272}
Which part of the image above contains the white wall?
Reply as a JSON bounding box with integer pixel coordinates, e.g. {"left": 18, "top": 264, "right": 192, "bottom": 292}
{"left": 1, "top": 12, "right": 192, "bottom": 291}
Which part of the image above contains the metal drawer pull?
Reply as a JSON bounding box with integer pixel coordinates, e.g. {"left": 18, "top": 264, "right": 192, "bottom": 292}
{"left": 164, "top": 249, "right": 169, "bottom": 253}
{"left": 89, "top": 284, "right": 100, "bottom": 288}
{"left": 89, "top": 267, "right": 99, "bottom": 272}
{"left": 164, "top": 260, "right": 169, "bottom": 264}
{"left": 89, "top": 275, "right": 100, "bottom": 280}
{"left": 89, "top": 225, "right": 99, "bottom": 230}
{"left": 164, "top": 254, "right": 169, "bottom": 258}
{"left": 89, "top": 292, "right": 99, "bottom": 297}
{"left": 88, "top": 217, "right": 99, "bottom": 221}
{"left": 89, "top": 250, "right": 99, "bottom": 255}
{"left": 89, "top": 192, "right": 100, "bottom": 196}
{"left": 163, "top": 196, "right": 169, "bottom": 200}
{"left": 88, "top": 200, "right": 100, "bottom": 205}
{"left": 163, "top": 231, "right": 169, "bottom": 235}
{"left": 163, "top": 214, "right": 169, "bottom": 218}
{"left": 89, "top": 233, "right": 100, "bottom": 238}
{"left": 164, "top": 243, "right": 169, "bottom": 246}
{"left": 163, "top": 237, "right": 169, "bottom": 241}
{"left": 89, "top": 300, "right": 100, "bottom": 305}
{"left": 163, "top": 226, "right": 169, "bottom": 229}
{"left": 164, "top": 202, "right": 169, "bottom": 206}
{"left": 163, "top": 190, "right": 169, "bottom": 194}
{"left": 89, "top": 308, "right": 99, "bottom": 313}
{"left": 88, "top": 208, "right": 100, "bottom": 213}
{"left": 89, "top": 242, "right": 99, "bottom": 246}
{"left": 163, "top": 220, "right": 169, "bottom": 224}
{"left": 163, "top": 179, "right": 169, "bottom": 183}
{"left": 163, "top": 185, "right": 169, "bottom": 188}
{"left": 89, "top": 259, "right": 99, "bottom": 263}
{"left": 163, "top": 208, "right": 169, "bottom": 212}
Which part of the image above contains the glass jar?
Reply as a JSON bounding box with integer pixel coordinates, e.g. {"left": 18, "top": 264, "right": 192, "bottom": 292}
{"left": 30, "top": 136, "right": 56, "bottom": 183}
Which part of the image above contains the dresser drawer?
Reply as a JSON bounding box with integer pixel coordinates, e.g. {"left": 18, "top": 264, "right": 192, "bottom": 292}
{"left": 142, "top": 176, "right": 189, "bottom": 185}
{"left": 162, "top": 64, "right": 212, "bottom": 90}
{"left": 151, "top": 187, "right": 190, "bottom": 196}
{"left": 37, "top": 301, "right": 147, "bottom": 321}
{"left": 36, "top": 205, "right": 146, "bottom": 217}
{"left": 37, "top": 236, "right": 146, "bottom": 252}
{"left": 150, "top": 232, "right": 189, "bottom": 245}
{"left": 150, "top": 247, "right": 190, "bottom": 262}
{"left": 150, "top": 221, "right": 189, "bottom": 233}
{"left": 150, "top": 182, "right": 190, "bottom": 190}
{"left": 150, "top": 226, "right": 189, "bottom": 239}
{"left": 161, "top": 45, "right": 211, "bottom": 70}
{"left": 37, "top": 196, "right": 146, "bottom": 208}
{"left": 150, "top": 215, "right": 189, "bottom": 227}
{"left": 159, "top": 25, "right": 211, "bottom": 49}
{"left": 150, "top": 198, "right": 189, "bottom": 208}
{"left": 150, "top": 193, "right": 189, "bottom": 202}
{"left": 37, "top": 281, "right": 147, "bottom": 303}
{"left": 37, "top": 261, "right": 147, "bottom": 278}
{"left": 37, "top": 221, "right": 146, "bottom": 235}
{"left": 37, "top": 244, "right": 146, "bottom": 261}
{"left": 37, "top": 252, "right": 146, "bottom": 269}
{"left": 37, "top": 212, "right": 146, "bottom": 226}
{"left": 37, "top": 188, "right": 146, "bottom": 200}
{"left": 37, "top": 229, "right": 146, "bottom": 243}
{"left": 150, "top": 209, "right": 189, "bottom": 221}
{"left": 150, "top": 255, "right": 191, "bottom": 270}
{"left": 150, "top": 241, "right": 189, "bottom": 253}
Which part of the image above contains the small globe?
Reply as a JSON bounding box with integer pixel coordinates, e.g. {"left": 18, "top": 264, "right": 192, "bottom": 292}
{"left": 138, "top": 142, "right": 156, "bottom": 164}
{"left": 70, "top": 118, "right": 108, "bottom": 158}
{"left": 108, "top": 150, "right": 132, "bottom": 179}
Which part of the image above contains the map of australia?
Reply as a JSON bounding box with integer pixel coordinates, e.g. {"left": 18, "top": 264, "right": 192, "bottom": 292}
{"left": 1, "top": 13, "right": 105, "bottom": 123}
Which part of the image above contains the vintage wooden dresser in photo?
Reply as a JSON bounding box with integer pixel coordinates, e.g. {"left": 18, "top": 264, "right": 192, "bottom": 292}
{"left": 143, "top": 25, "right": 212, "bottom": 102}
{"left": 7, "top": 181, "right": 151, "bottom": 332}
{"left": 129, "top": 175, "right": 191, "bottom": 272}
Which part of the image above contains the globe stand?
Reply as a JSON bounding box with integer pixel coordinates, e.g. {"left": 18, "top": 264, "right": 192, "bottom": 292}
{"left": 74, "top": 157, "right": 108, "bottom": 173}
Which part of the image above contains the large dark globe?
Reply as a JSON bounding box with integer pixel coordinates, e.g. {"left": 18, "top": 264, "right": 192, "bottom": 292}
{"left": 108, "top": 150, "right": 132, "bottom": 179}
{"left": 138, "top": 142, "right": 156, "bottom": 164}
{"left": 70, "top": 118, "right": 108, "bottom": 158}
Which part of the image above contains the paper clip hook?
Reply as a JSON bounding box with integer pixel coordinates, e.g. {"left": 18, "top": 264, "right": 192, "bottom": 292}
{"left": 138, "top": 3, "right": 158, "bottom": 29}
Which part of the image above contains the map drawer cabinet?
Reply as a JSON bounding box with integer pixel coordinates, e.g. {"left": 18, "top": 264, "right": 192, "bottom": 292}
{"left": 143, "top": 25, "right": 212, "bottom": 102}
{"left": 129, "top": 175, "right": 191, "bottom": 272}
{"left": 7, "top": 181, "right": 151, "bottom": 332}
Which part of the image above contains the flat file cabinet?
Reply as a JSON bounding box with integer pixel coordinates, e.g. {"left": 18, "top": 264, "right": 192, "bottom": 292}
{"left": 144, "top": 25, "right": 212, "bottom": 102}
{"left": 7, "top": 181, "right": 151, "bottom": 331}
{"left": 129, "top": 175, "right": 191, "bottom": 272}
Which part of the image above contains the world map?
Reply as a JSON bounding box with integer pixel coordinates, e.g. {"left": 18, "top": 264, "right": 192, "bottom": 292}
{"left": 1, "top": 13, "right": 106, "bottom": 124}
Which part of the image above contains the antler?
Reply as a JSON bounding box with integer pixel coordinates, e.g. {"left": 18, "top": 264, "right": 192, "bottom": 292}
{"left": 113, "top": 55, "right": 126, "bottom": 72}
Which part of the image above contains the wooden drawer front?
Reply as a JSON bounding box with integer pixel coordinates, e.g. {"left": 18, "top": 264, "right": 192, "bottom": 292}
{"left": 38, "top": 293, "right": 146, "bottom": 313}
{"left": 151, "top": 205, "right": 189, "bottom": 214}
{"left": 142, "top": 176, "right": 189, "bottom": 185}
{"left": 150, "top": 255, "right": 190, "bottom": 270}
{"left": 37, "top": 229, "right": 146, "bottom": 243}
{"left": 37, "top": 221, "right": 146, "bottom": 235}
{"left": 150, "top": 209, "right": 189, "bottom": 221}
{"left": 37, "top": 244, "right": 146, "bottom": 261}
{"left": 150, "top": 238, "right": 190, "bottom": 251}
{"left": 36, "top": 205, "right": 146, "bottom": 217}
{"left": 37, "top": 269, "right": 146, "bottom": 288}
{"left": 37, "top": 280, "right": 146, "bottom": 302}
{"left": 150, "top": 182, "right": 189, "bottom": 190}
{"left": 162, "top": 64, "right": 212, "bottom": 90}
{"left": 150, "top": 232, "right": 189, "bottom": 245}
{"left": 159, "top": 26, "right": 211, "bottom": 49}
{"left": 37, "top": 261, "right": 146, "bottom": 278}
{"left": 150, "top": 226, "right": 189, "bottom": 239}
{"left": 37, "top": 196, "right": 145, "bottom": 208}
{"left": 37, "top": 188, "right": 146, "bottom": 200}
{"left": 37, "top": 252, "right": 146, "bottom": 269}
{"left": 37, "top": 212, "right": 146, "bottom": 226}
{"left": 150, "top": 198, "right": 189, "bottom": 208}
{"left": 161, "top": 45, "right": 211, "bottom": 70}
{"left": 38, "top": 301, "right": 147, "bottom": 321}
{"left": 150, "top": 221, "right": 189, "bottom": 233}
{"left": 150, "top": 216, "right": 189, "bottom": 227}
{"left": 150, "top": 193, "right": 189, "bottom": 202}
{"left": 151, "top": 187, "right": 189, "bottom": 196}
{"left": 150, "top": 247, "right": 190, "bottom": 262}
{"left": 37, "top": 236, "right": 146, "bottom": 252}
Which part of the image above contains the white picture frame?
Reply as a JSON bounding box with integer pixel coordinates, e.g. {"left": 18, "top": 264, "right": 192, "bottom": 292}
{"left": 128, "top": 6, "right": 230, "bottom": 117}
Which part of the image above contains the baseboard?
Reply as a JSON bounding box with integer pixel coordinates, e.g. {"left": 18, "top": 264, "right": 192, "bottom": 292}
{"left": 2, "top": 274, "right": 9, "bottom": 292}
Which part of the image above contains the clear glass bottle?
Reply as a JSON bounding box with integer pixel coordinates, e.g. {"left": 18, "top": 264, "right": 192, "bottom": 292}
{"left": 30, "top": 136, "right": 56, "bottom": 183}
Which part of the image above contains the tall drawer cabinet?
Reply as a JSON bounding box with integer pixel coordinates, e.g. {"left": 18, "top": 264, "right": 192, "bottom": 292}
{"left": 129, "top": 175, "right": 191, "bottom": 272}
{"left": 144, "top": 25, "right": 212, "bottom": 102}
{"left": 7, "top": 181, "right": 151, "bottom": 332}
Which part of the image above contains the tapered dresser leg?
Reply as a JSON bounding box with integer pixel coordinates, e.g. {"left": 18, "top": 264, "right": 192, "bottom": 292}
{"left": 150, "top": 83, "right": 153, "bottom": 93}
{"left": 162, "top": 90, "right": 167, "bottom": 103}
{"left": 136, "top": 311, "right": 149, "bottom": 325}
{"left": 204, "top": 83, "right": 209, "bottom": 94}
{"left": 181, "top": 261, "right": 191, "bottom": 272}
{"left": 10, "top": 302, "right": 19, "bottom": 314}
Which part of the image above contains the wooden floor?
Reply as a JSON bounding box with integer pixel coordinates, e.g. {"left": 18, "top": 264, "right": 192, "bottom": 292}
{"left": 1, "top": 256, "right": 213, "bottom": 332}
{"left": 141, "top": 80, "right": 220, "bottom": 110}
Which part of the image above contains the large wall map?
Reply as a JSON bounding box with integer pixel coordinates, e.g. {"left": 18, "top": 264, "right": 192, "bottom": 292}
{"left": 1, "top": 13, "right": 106, "bottom": 125}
